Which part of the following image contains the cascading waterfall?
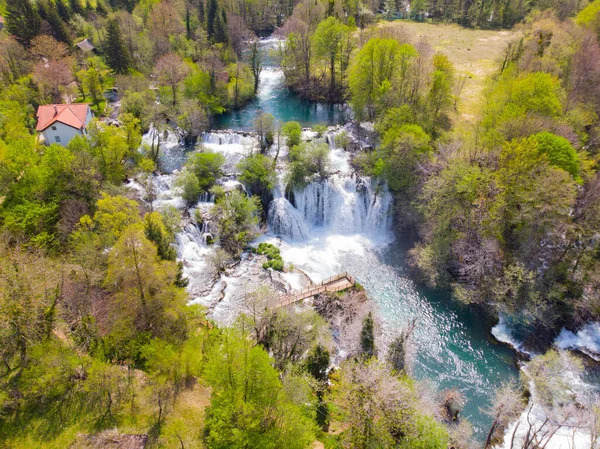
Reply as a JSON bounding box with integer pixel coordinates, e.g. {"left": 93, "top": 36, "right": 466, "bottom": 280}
{"left": 268, "top": 197, "right": 310, "bottom": 241}
{"left": 201, "top": 131, "right": 257, "bottom": 172}
{"left": 202, "top": 131, "right": 256, "bottom": 146}
{"left": 268, "top": 174, "right": 392, "bottom": 241}
{"left": 142, "top": 126, "right": 187, "bottom": 173}
{"left": 293, "top": 175, "right": 392, "bottom": 235}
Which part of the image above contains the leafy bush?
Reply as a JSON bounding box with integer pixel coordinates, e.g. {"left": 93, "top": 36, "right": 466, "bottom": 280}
{"left": 533, "top": 132, "right": 580, "bottom": 180}
{"left": 185, "top": 150, "right": 225, "bottom": 192}
{"left": 211, "top": 191, "right": 260, "bottom": 256}
{"left": 334, "top": 130, "right": 350, "bottom": 149}
{"left": 255, "top": 242, "right": 285, "bottom": 271}
{"left": 237, "top": 154, "right": 276, "bottom": 206}
{"left": 175, "top": 170, "right": 201, "bottom": 205}
{"left": 287, "top": 140, "right": 331, "bottom": 188}
{"left": 313, "top": 124, "right": 327, "bottom": 137}
{"left": 282, "top": 121, "right": 302, "bottom": 147}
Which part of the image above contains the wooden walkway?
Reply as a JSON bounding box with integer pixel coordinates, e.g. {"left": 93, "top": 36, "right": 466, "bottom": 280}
{"left": 275, "top": 272, "right": 356, "bottom": 308}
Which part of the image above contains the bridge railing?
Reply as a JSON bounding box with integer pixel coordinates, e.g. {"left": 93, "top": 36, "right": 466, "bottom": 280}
{"left": 288, "top": 272, "right": 349, "bottom": 298}
{"left": 278, "top": 272, "right": 355, "bottom": 307}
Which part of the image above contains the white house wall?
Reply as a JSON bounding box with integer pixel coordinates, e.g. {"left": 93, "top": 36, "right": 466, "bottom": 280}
{"left": 41, "top": 121, "right": 83, "bottom": 146}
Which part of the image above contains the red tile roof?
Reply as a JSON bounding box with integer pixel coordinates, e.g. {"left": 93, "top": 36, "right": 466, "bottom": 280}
{"left": 36, "top": 104, "right": 91, "bottom": 132}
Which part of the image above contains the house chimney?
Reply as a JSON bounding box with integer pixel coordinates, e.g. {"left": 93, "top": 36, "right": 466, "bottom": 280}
{"left": 53, "top": 105, "right": 58, "bottom": 116}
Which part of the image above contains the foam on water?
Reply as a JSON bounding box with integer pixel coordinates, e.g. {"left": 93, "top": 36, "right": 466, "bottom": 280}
{"left": 152, "top": 173, "right": 186, "bottom": 210}
{"left": 201, "top": 131, "right": 257, "bottom": 172}
{"left": 556, "top": 322, "right": 600, "bottom": 361}
{"left": 325, "top": 129, "right": 352, "bottom": 174}
{"left": 497, "top": 352, "right": 598, "bottom": 449}
{"left": 268, "top": 197, "right": 310, "bottom": 241}
{"left": 259, "top": 161, "right": 519, "bottom": 437}
{"left": 491, "top": 314, "right": 537, "bottom": 356}
{"left": 142, "top": 126, "right": 186, "bottom": 173}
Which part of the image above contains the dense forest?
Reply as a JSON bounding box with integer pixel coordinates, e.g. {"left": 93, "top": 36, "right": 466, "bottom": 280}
{"left": 2, "top": 0, "right": 600, "bottom": 447}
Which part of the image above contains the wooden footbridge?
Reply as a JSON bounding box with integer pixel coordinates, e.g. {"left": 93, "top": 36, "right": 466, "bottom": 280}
{"left": 276, "top": 272, "right": 356, "bottom": 308}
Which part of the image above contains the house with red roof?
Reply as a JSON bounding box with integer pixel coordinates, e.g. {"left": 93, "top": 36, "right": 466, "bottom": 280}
{"left": 36, "top": 104, "right": 93, "bottom": 146}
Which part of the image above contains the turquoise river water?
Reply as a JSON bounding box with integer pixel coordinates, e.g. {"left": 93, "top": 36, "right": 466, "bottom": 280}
{"left": 211, "top": 38, "right": 519, "bottom": 439}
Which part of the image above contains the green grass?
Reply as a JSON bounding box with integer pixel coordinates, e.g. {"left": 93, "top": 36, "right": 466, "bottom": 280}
{"left": 0, "top": 380, "right": 211, "bottom": 448}
{"left": 377, "top": 20, "right": 520, "bottom": 121}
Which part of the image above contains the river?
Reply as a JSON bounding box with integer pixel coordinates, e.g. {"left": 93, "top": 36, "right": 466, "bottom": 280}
{"left": 215, "top": 38, "right": 519, "bottom": 437}
{"left": 214, "top": 38, "right": 350, "bottom": 129}
{"left": 150, "top": 38, "right": 523, "bottom": 441}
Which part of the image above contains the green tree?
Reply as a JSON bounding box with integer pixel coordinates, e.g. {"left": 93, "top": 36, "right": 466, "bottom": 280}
{"left": 104, "top": 19, "right": 132, "bottom": 74}
{"left": 312, "top": 17, "right": 352, "bottom": 100}
{"left": 375, "top": 123, "right": 431, "bottom": 193}
{"left": 155, "top": 53, "right": 190, "bottom": 106}
{"left": 237, "top": 154, "right": 276, "bottom": 207}
{"left": 206, "top": 0, "right": 218, "bottom": 40}
{"left": 90, "top": 193, "right": 141, "bottom": 244}
{"left": 5, "top": 0, "right": 42, "bottom": 46}
{"left": 39, "top": 0, "right": 72, "bottom": 45}
{"left": 121, "top": 90, "right": 155, "bottom": 131}
{"left": 282, "top": 121, "right": 302, "bottom": 147}
{"left": 349, "top": 38, "right": 406, "bottom": 120}
{"left": 104, "top": 225, "right": 188, "bottom": 343}
{"left": 250, "top": 40, "right": 262, "bottom": 94}
{"left": 305, "top": 343, "right": 330, "bottom": 382}
{"left": 532, "top": 132, "right": 580, "bottom": 180}
{"left": 427, "top": 54, "right": 455, "bottom": 133}
{"left": 211, "top": 190, "right": 260, "bottom": 256}
{"left": 576, "top": 0, "right": 600, "bottom": 39}
{"left": 203, "top": 327, "right": 316, "bottom": 449}
{"left": 144, "top": 211, "right": 177, "bottom": 261}
{"left": 0, "top": 250, "right": 62, "bottom": 399}
{"left": 175, "top": 170, "right": 202, "bottom": 206}
{"left": 263, "top": 309, "right": 330, "bottom": 369}
{"left": 253, "top": 112, "right": 275, "bottom": 151}
{"left": 359, "top": 311, "right": 376, "bottom": 359}
{"left": 75, "top": 120, "right": 137, "bottom": 184}
{"left": 334, "top": 359, "right": 449, "bottom": 449}
{"left": 496, "top": 137, "right": 577, "bottom": 255}
{"left": 288, "top": 140, "right": 330, "bottom": 188}
{"left": 186, "top": 151, "right": 225, "bottom": 192}
{"left": 77, "top": 62, "right": 108, "bottom": 111}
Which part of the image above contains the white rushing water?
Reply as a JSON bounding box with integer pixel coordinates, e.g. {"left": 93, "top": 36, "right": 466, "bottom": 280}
{"left": 497, "top": 351, "right": 598, "bottom": 449}
{"left": 141, "top": 123, "right": 599, "bottom": 442}
{"left": 492, "top": 314, "right": 537, "bottom": 357}
{"left": 556, "top": 323, "right": 600, "bottom": 361}
{"left": 145, "top": 127, "right": 518, "bottom": 438}
{"left": 201, "top": 131, "right": 257, "bottom": 173}
{"left": 492, "top": 316, "right": 600, "bottom": 448}
{"left": 142, "top": 126, "right": 187, "bottom": 173}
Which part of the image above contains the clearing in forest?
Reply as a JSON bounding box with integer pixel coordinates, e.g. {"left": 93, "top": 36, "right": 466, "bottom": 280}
{"left": 377, "top": 20, "right": 520, "bottom": 122}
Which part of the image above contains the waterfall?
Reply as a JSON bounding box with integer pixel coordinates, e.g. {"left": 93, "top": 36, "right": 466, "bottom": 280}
{"left": 176, "top": 221, "right": 213, "bottom": 298}
{"left": 293, "top": 175, "right": 392, "bottom": 235}
{"left": 268, "top": 174, "right": 392, "bottom": 241}
{"left": 268, "top": 197, "right": 310, "bottom": 241}
{"left": 202, "top": 131, "right": 256, "bottom": 146}
{"left": 141, "top": 126, "right": 186, "bottom": 173}
{"left": 556, "top": 322, "right": 600, "bottom": 361}
{"left": 201, "top": 131, "right": 257, "bottom": 173}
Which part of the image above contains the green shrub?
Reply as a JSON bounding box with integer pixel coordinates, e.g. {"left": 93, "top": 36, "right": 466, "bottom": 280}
{"left": 533, "top": 132, "right": 580, "bottom": 180}
{"left": 313, "top": 124, "right": 327, "bottom": 137}
{"left": 256, "top": 243, "right": 284, "bottom": 271}
{"left": 282, "top": 121, "right": 302, "bottom": 147}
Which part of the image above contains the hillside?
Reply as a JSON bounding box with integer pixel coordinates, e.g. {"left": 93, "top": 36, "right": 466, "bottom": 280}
{"left": 378, "top": 21, "right": 520, "bottom": 121}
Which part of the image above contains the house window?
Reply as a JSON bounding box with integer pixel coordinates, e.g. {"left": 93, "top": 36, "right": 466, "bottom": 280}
{"left": 51, "top": 126, "right": 57, "bottom": 131}
{"left": 55, "top": 136, "right": 61, "bottom": 143}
